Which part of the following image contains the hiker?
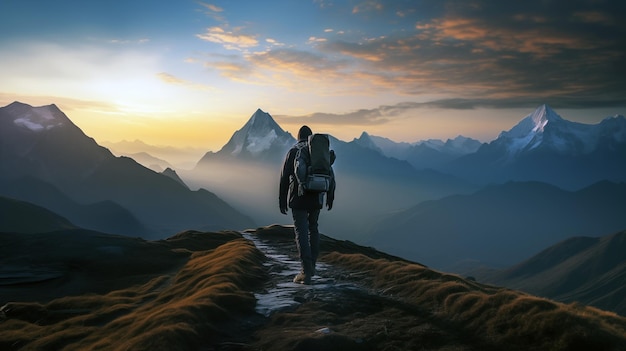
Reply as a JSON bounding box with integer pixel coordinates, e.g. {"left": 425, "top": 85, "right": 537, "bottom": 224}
{"left": 279, "top": 125, "right": 336, "bottom": 285}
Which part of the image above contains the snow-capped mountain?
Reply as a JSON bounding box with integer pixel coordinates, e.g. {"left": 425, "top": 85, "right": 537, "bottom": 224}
{"left": 197, "top": 109, "right": 294, "bottom": 166}
{"left": 446, "top": 104, "right": 626, "bottom": 189}
{"left": 492, "top": 104, "right": 625, "bottom": 158}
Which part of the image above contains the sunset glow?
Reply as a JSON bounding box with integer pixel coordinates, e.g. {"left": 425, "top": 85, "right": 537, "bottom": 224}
{"left": 1, "top": 1, "right": 624, "bottom": 150}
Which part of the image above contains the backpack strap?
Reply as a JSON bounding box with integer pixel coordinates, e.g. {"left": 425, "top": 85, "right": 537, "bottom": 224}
{"left": 293, "top": 141, "right": 310, "bottom": 196}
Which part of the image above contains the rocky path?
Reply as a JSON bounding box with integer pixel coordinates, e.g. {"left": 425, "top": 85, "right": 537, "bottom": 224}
{"left": 241, "top": 230, "right": 372, "bottom": 318}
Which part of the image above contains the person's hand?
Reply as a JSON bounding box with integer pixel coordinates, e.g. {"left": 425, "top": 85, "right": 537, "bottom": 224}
{"left": 326, "top": 201, "right": 333, "bottom": 211}
{"left": 280, "top": 206, "right": 288, "bottom": 215}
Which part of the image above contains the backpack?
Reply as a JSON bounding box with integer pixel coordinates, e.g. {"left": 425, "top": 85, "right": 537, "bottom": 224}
{"left": 294, "top": 133, "right": 332, "bottom": 195}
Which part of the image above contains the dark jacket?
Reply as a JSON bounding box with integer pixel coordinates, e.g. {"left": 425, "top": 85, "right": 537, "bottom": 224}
{"left": 279, "top": 140, "right": 336, "bottom": 211}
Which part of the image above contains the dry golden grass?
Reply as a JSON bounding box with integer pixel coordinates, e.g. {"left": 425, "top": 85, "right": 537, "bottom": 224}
{"left": 323, "top": 252, "right": 626, "bottom": 351}
{"left": 0, "top": 236, "right": 266, "bottom": 351}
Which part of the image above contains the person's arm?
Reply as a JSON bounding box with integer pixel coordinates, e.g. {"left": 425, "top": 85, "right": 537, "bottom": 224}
{"left": 327, "top": 167, "right": 335, "bottom": 210}
{"left": 279, "top": 149, "right": 294, "bottom": 214}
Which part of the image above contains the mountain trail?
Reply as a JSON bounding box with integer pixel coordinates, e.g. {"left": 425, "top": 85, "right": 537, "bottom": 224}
{"left": 240, "top": 230, "right": 376, "bottom": 318}
{"left": 225, "top": 226, "right": 484, "bottom": 350}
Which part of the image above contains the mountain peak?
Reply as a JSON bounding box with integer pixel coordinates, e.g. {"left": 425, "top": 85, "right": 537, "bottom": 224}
{"left": 356, "top": 131, "right": 374, "bottom": 143}
{"left": 498, "top": 104, "right": 564, "bottom": 142}
{"left": 211, "top": 109, "right": 295, "bottom": 159}
{"left": 2, "top": 101, "right": 69, "bottom": 132}
{"left": 243, "top": 108, "right": 281, "bottom": 132}
{"left": 529, "top": 104, "right": 562, "bottom": 133}
{"left": 353, "top": 131, "right": 383, "bottom": 153}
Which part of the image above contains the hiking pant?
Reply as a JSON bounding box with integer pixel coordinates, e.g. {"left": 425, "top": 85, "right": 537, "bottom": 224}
{"left": 292, "top": 208, "right": 321, "bottom": 273}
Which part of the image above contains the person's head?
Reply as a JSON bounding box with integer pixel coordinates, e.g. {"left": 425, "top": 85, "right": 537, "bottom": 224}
{"left": 297, "top": 125, "right": 312, "bottom": 141}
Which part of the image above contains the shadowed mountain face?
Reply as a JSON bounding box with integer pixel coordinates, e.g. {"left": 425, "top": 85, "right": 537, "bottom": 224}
{"left": 483, "top": 230, "right": 626, "bottom": 316}
{"left": 0, "top": 102, "right": 254, "bottom": 237}
{"left": 1, "top": 226, "right": 625, "bottom": 350}
{"left": 367, "top": 181, "right": 626, "bottom": 271}
{"left": 0, "top": 196, "right": 76, "bottom": 233}
{"left": 0, "top": 177, "right": 147, "bottom": 235}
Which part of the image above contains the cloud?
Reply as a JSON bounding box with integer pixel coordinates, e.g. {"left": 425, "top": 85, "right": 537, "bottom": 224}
{"left": 198, "top": 2, "right": 225, "bottom": 22}
{"left": 156, "top": 73, "right": 214, "bottom": 91}
{"left": 275, "top": 96, "right": 626, "bottom": 127}
{"left": 352, "top": 1, "right": 383, "bottom": 14}
{"left": 265, "top": 38, "right": 285, "bottom": 46}
{"left": 197, "top": 27, "right": 259, "bottom": 50}
{"left": 313, "top": 0, "right": 626, "bottom": 106}
{"left": 195, "top": 0, "right": 626, "bottom": 110}
{"left": 0, "top": 92, "right": 118, "bottom": 113}
{"left": 199, "top": 3, "right": 223, "bottom": 13}
{"left": 275, "top": 109, "right": 390, "bottom": 126}
{"left": 201, "top": 48, "right": 356, "bottom": 91}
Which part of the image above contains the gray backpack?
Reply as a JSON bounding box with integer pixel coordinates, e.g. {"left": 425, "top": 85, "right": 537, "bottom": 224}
{"left": 295, "top": 134, "right": 331, "bottom": 195}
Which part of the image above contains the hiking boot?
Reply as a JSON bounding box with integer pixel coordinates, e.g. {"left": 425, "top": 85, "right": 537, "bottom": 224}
{"left": 293, "top": 271, "right": 311, "bottom": 285}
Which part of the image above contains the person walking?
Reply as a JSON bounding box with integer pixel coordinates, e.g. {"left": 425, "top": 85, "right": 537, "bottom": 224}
{"left": 279, "top": 125, "right": 335, "bottom": 284}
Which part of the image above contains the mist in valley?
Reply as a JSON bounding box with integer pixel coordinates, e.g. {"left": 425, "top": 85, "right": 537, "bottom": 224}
{"left": 179, "top": 158, "right": 453, "bottom": 246}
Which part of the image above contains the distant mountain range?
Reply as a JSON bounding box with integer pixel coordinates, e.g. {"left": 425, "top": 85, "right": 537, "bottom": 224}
{"left": 344, "top": 104, "right": 626, "bottom": 190}
{"left": 367, "top": 180, "right": 626, "bottom": 271}
{"left": 0, "top": 102, "right": 254, "bottom": 238}
{"left": 444, "top": 105, "right": 626, "bottom": 190}
{"left": 355, "top": 132, "right": 483, "bottom": 171}
{"left": 102, "top": 139, "right": 205, "bottom": 170}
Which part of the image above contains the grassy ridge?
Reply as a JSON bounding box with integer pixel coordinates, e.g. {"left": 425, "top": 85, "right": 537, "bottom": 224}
{"left": 0, "top": 235, "right": 266, "bottom": 351}
{"left": 323, "top": 252, "right": 626, "bottom": 350}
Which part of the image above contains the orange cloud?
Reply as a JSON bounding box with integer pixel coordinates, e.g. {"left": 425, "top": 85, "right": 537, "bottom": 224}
{"left": 197, "top": 27, "right": 258, "bottom": 50}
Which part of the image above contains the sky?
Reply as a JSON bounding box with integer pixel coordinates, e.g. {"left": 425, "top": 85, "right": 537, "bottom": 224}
{"left": 1, "top": 0, "right": 625, "bottom": 151}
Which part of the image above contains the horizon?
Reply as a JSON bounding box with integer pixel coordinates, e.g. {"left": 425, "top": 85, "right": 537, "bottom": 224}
{"left": 6, "top": 101, "right": 623, "bottom": 154}
{"left": 4, "top": 101, "right": 624, "bottom": 156}
{"left": 1, "top": 1, "right": 625, "bottom": 150}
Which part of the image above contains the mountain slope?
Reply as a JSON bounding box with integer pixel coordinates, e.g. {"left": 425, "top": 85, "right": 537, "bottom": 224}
{"left": 0, "top": 196, "right": 76, "bottom": 233}
{"left": 367, "top": 181, "right": 626, "bottom": 271}
{"left": 126, "top": 152, "right": 173, "bottom": 172}
{"left": 0, "top": 102, "right": 254, "bottom": 238}
{"left": 486, "top": 230, "right": 626, "bottom": 316}
{"left": 445, "top": 104, "right": 626, "bottom": 189}
{"left": 0, "top": 176, "right": 147, "bottom": 236}
{"left": 1, "top": 225, "right": 625, "bottom": 350}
